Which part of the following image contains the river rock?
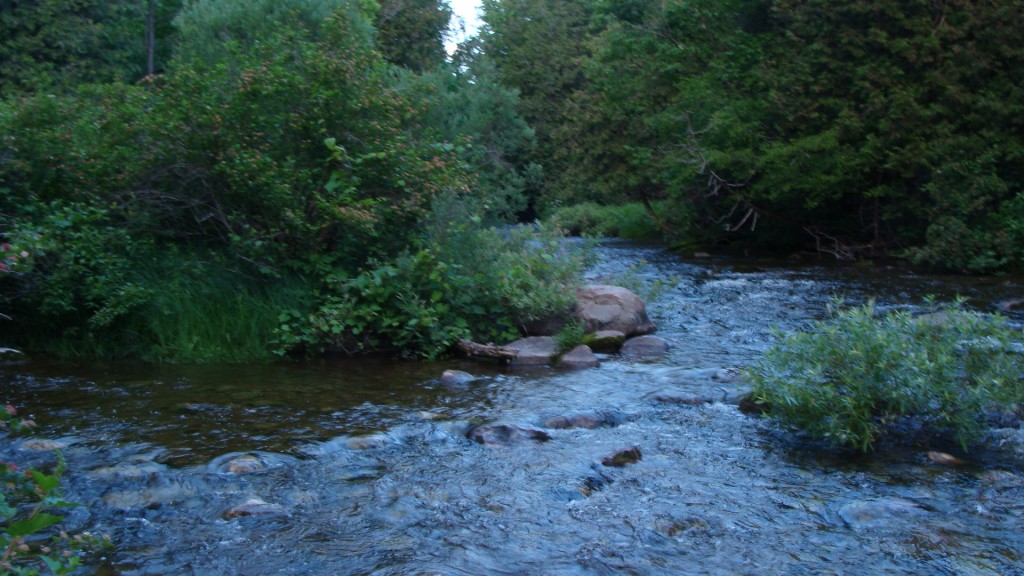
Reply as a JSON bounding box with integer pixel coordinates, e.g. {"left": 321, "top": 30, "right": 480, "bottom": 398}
{"left": 208, "top": 451, "right": 295, "bottom": 475}
{"left": 223, "top": 454, "right": 267, "bottom": 474}
{"left": 558, "top": 345, "right": 599, "bottom": 369}
{"left": 88, "top": 461, "right": 167, "bottom": 481}
{"left": 19, "top": 437, "right": 74, "bottom": 451}
{"left": 506, "top": 336, "right": 559, "bottom": 366}
{"left": 583, "top": 330, "right": 626, "bottom": 353}
{"left": 224, "top": 498, "right": 288, "bottom": 520}
{"left": 575, "top": 285, "right": 656, "bottom": 337}
{"left": 734, "top": 392, "right": 768, "bottom": 415}
{"left": 654, "top": 394, "right": 713, "bottom": 406}
{"left": 543, "top": 410, "right": 623, "bottom": 430}
{"left": 602, "top": 446, "right": 642, "bottom": 467}
{"left": 440, "top": 369, "right": 476, "bottom": 385}
{"left": 996, "top": 298, "right": 1023, "bottom": 312}
{"left": 345, "top": 433, "right": 396, "bottom": 450}
{"left": 466, "top": 423, "right": 552, "bottom": 447}
{"left": 620, "top": 335, "right": 669, "bottom": 357}
{"left": 711, "top": 368, "right": 743, "bottom": 383}
{"left": 927, "top": 451, "right": 966, "bottom": 466}
{"left": 837, "top": 498, "right": 928, "bottom": 530}
{"left": 102, "top": 483, "right": 197, "bottom": 510}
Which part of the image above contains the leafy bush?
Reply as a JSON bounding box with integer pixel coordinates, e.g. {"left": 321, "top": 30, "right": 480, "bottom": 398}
{"left": 749, "top": 300, "right": 1024, "bottom": 452}
{"left": 277, "top": 219, "right": 589, "bottom": 359}
{"left": 548, "top": 202, "right": 661, "bottom": 240}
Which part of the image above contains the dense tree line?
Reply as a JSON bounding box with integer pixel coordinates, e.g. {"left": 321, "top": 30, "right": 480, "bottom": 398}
{"left": 481, "top": 0, "right": 1024, "bottom": 271}
{"left": 2, "top": 0, "right": 1021, "bottom": 360}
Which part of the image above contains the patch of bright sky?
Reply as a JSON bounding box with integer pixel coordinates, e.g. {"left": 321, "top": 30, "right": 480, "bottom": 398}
{"left": 446, "top": 0, "right": 483, "bottom": 54}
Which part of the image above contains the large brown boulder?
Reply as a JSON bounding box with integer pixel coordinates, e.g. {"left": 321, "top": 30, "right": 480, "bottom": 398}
{"left": 575, "top": 285, "right": 656, "bottom": 337}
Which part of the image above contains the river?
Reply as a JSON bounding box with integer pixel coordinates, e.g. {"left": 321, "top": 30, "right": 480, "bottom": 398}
{"left": 2, "top": 240, "right": 1023, "bottom": 575}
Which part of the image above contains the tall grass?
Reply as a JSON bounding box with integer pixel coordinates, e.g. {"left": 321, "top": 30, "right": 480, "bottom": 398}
{"left": 34, "top": 250, "right": 313, "bottom": 363}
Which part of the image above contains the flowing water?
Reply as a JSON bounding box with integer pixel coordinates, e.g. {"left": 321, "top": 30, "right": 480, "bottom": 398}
{"left": 3, "top": 241, "right": 1024, "bottom": 575}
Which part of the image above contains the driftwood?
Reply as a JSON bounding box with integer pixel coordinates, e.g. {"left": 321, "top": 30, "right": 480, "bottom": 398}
{"left": 455, "top": 339, "right": 519, "bottom": 362}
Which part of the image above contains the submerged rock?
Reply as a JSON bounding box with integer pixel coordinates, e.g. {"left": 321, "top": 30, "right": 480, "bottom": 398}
{"left": 543, "top": 410, "right": 624, "bottom": 430}
{"left": 620, "top": 335, "right": 669, "bottom": 357}
{"left": 102, "top": 483, "right": 197, "bottom": 510}
{"left": 996, "top": 298, "right": 1023, "bottom": 313}
{"left": 19, "top": 437, "right": 75, "bottom": 451}
{"left": 838, "top": 498, "right": 928, "bottom": 530}
{"left": 88, "top": 461, "right": 167, "bottom": 481}
{"left": 506, "top": 336, "right": 559, "bottom": 366}
{"left": 602, "top": 446, "right": 643, "bottom": 467}
{"left": 711, "top": 368, "right": 743, "bottom": 383}
{"left": 927, "top": 451, "right": 966, "bottom": 466}
{"left": 575, "top": 285, "right": 656, "bottom": 337}
{"left": 558, "top": 345, "right": 600, "bottom": 369}
{"left": 223, "top": 498, "right": 288, "bottom": 520}
{"left": 654, "top": 394, "right": 713, "bottom": 406}
{"left": 344, "top": 433, "right": 396, "bottom": 450}
{"left": 466, "top": 423, "right": 552, "bottom": 447}
{"left": 736, "top": 393, "right": 769, "bottom": 415}
{"left": 223, "top": 454, "right": 267, "bottom": 475}
{"left": 439, "top": 369, "right": 476, "bottom": 386}
{"left": 208, "top": 452, "right": 295, "bottom": 475}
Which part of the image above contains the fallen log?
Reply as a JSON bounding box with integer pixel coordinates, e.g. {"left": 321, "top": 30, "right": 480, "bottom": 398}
{"left": 455, "top": 339, "right": 519, "bottom": 362}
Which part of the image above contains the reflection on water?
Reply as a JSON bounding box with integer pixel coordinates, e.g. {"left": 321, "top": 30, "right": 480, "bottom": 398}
{"left": 2, "top": 241, "right": 1023, "bottom": 575}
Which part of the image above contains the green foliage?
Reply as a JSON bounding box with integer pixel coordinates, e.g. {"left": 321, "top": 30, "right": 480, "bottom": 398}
{"left": 548, "top": 202, "right": 661, "bottom": 240}
{"left": 0, "top": 0, "right": 589, "bottom": 361}
{"left": 749, "top": 300, "right": 1024, "bottom": 452}
{"left": 375, "top": 0, "right": 452, "bottom": 72}
{"left": 172, "top": 0, "right": 377, "bottom": 68}
{"left": 0, "top": 0, "right": 148, "bottom": 95}
{"left": 277, "top": 214, "right": 588, "bottom": 359}
{"left": 483, "top": 0, "right": 1024, "bottom": 270}
{"left": 910, "top": 155, "right": 1024, "bottom": 273}
{"left": 417, "top": 46, "right": 541, "bottom": 222}
{"left": 480, "top": 0, "right": 596, "bottom": 211}
{"left": 554, "top": 320, "right": 585, "bottom": 355}
{"left": 1, "top": 406, "right": 110, "bottom": 575}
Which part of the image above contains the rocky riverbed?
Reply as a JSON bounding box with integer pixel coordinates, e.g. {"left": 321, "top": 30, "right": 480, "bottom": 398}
{"left": 2, "top": 240, "right": 1023, "bottom": 575}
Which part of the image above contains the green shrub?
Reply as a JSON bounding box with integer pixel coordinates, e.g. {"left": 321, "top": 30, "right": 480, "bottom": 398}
{"left": 277, "top": 219, "right": 590, "bottom": 359}
{"left": 554, "top": 321, "right": 585, "bottom": 354}
{"left": 548, "top": 202, "right": 662, "bottom": 240}
{"left": 749, "top": 300, "right": 1024, "bottom": 452}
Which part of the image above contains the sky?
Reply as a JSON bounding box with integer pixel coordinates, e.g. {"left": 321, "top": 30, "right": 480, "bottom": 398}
{"left": 446, "top": 0, "right": 483, "bottom": 53}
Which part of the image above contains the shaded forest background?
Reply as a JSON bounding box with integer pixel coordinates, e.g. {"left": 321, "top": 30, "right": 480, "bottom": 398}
{"left": 1, "top": 0, "right": 1022, "bottom": 361}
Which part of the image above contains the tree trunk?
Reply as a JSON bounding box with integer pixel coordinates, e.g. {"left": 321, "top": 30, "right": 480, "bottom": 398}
{"left": 146, "top": 0, "right": 156, "bottom": 76}
{"left": 455, "top": 339, "right": 519, "bottom": 362}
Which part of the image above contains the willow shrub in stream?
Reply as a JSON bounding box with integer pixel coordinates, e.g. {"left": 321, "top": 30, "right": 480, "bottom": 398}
{"left": 749, "top": 301, "right": 1024, "bottom": 452}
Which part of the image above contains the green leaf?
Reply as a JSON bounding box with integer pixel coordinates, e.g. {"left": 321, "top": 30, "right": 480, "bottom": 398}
{"left": 6, "top": 512, "right": 64, "bottom": 537}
